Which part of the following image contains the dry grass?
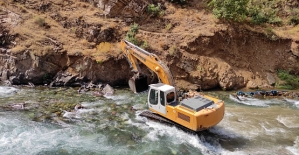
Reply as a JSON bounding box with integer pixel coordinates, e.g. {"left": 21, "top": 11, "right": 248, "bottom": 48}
{"left": 11, "top": 45, "right": 26, "bottom": 54}
{"left": 274, "top": 25, "right": 299, "bottom": 40}
{"left": 96, "top": 42, "right": 112, "bottom": 53}
{"left": 169, "top": 46, "right": 177, "bottom": 55}
{"left": 0, "top": 2, "right": 4, "bottom": 6}
{"left": 34, "top": 16, "right": 46, "bottom": 27}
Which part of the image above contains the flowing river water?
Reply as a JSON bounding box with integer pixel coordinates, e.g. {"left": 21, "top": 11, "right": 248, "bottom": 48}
{"left": 0, "top": 85, "right": 299, "bottom": 155}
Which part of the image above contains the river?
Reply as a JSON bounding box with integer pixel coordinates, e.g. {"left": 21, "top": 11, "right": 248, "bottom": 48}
{"left": 0, "top": 85, "right": 298, "bottom": 155}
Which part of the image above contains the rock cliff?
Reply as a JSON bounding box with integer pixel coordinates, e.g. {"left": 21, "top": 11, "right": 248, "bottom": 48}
{"left": 0, "top": 0, "right": 298, "bottom": 90}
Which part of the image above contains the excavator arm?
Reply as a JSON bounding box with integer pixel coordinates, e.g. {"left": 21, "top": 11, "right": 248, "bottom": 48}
{"left": 121, "top": 40, "right": 175, "bottom": 92}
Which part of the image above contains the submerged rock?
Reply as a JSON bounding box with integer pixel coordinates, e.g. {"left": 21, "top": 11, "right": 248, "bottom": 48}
{"left": 74, "top": 104, "right": 84, "bottom": 110}
{"left": 8, "top": 103, "right": 25, "bottom": 110}
{"left": 93, "top": 91, "right": 104, "bottom": 97}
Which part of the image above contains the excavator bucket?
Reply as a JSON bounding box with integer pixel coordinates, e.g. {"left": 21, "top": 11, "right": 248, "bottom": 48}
{"left": 128, "top": 75, "right": 148, "bottom": 93}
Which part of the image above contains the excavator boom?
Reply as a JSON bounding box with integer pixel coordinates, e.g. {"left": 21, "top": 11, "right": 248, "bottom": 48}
{"left": 121, "top": 40, "right": 174, "bottom": 92}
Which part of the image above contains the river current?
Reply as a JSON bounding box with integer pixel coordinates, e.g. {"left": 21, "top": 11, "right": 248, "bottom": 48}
{"left": 0, "top": 86, "right": 298, "bottom": 155}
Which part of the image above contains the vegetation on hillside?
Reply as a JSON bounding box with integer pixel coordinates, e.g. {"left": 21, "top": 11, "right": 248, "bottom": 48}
{"left": 208, "top": 0, "right": 299, "bottom": 26}
{"left": 276, "top": 70, "right": 299, "bottom": 89}
{"left": 147, "top": 3, "right": 163, "bottom": 17}
{"left": 208, "top": 0, "right": 249, "bottom": 22}
{"left": 125, "top": 23, "right": 149, "bottom": 50}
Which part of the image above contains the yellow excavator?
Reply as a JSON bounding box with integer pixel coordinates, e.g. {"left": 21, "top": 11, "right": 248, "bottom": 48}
{"left": 120, "top": 40, "right": 224, "bottom": 132}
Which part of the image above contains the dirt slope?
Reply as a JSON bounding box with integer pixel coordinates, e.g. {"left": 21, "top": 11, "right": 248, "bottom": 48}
{"left": 0, "top": 0, "right": 299, "bottom": 90}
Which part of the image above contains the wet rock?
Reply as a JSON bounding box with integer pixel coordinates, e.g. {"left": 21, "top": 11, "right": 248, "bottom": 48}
{"left": 129, "top": 106, "right": 137, "bottom": 112}
{"left": 9, "top": 76, "right": 21, "bottom": 85}
{"left": 93, "top": 91, "right": 104, "bottom": 97}
{"left": 8, "top": 103, "right": 25, "bottom": 110}
{"left": 246, "top": 81, "right": 258, "bottom": 89}
{"left": 1, "top": 69, "right": 9, "bottom": 81}
{"left": 50, "top": 71, "right": 79, "bottom": 87}
{"left": 74, "top": 104, "right": 84, "bottom": 110}
{"left": 266, "top": 73, "right": 276, "bottom": 86}
{"left": 102, "top": 84, "right": 114, "bottom": 96}
{"left": 28, "top": 82, "right": 35, "bottom": 88}
{"left": 218, "top": 69, "right": 245, "bottom": 90}
{"left": 78, "top": 85, "right": 90, "bottom": 93}
{"left": 1, "top": 80, "right": 12, "bottom": 86}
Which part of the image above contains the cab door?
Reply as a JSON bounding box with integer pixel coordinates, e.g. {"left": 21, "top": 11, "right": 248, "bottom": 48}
{"left": 148, "top": 88, "right": 166, "bottom": 115}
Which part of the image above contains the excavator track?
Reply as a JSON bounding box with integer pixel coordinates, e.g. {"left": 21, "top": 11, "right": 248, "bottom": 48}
{"left": 139, "top": 110, "right": 200, "bottom": 134}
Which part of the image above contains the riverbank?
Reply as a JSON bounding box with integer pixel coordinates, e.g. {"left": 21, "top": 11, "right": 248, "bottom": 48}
{"left": 1, "top": 0, "right": 299, "bottom": 91}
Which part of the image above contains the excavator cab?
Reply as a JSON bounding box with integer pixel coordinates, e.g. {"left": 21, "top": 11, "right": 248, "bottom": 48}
{"left": 147, "top": 83, "right": 176, "bottom": 115}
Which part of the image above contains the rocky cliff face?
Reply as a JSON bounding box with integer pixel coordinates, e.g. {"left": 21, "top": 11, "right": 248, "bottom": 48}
{"left": 0, "top": 0, "right": 298, "bottom": 90}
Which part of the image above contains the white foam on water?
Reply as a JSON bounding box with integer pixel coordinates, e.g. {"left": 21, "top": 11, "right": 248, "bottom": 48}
{"left": 286, "top": 136, "right": 299, "bottom": 155}
{"left": 62, "top": 108, "right": 99, "bottom": 119}
{"left": 104, "top": 94, "right": 127, "bottom": 100}
{"left": 215, "top": 111, "right": 262, "bottom": 140}
{"left": 208, "top": 126, "right": 239, "bottom": 139}
{"left": 229, "top": 95, "right": 270, "bottom": 107}
{"left": 277, "top": 115, "right": 299, "bottom": 128}
{"left": 284, "top": 98, "right": 299, "bottom": 108}
{"left": 81, "top": 100, "right": 105, "bottom": 107}
{"left": 132, "top": 111, "right": 238, "bottom": 155}
{"left": 260, "top": 122, "right": 286, "bottom": 134}
{"left": 0, "top": 113, "right": 111, "bottom": 155}
{"left": 0, "top": 86, "right": 18, "bottom": 97}
{"left": 62, "top": 111, "right": 78, "bottom": 119}
{"left": 119, "top": 112, "right": 129, "bottom": 121}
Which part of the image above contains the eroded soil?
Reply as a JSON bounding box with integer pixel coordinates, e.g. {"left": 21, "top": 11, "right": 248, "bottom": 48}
{"left": 0, "top": 0, "right": 299, "bottom": 90}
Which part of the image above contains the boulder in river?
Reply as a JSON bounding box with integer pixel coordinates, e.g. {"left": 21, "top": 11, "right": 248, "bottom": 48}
{"left": 102, "top": 84, "right": 114, "bottom": 96}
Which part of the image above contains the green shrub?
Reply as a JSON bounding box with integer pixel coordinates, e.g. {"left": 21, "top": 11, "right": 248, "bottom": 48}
{"left": 125, "top": 23, "right": 139, "bottom": 45}
{"left": 140, "top": 41, "right": 149, "bottom": 50}
{"left": 268, "top": 16, "right": 282, "bottom": 26}
{"left": 288, "top": 16, "right": 299, "bottom": 26}
{"left": 208, "top": 0, "right": 249, "bottom": 22}
{"left": 147, "top": 4, "right": 162, "bottom": 17}
{"left": 248, "top": 7, "right": 268, "bottom": 24}
{"left": 247, "top": 1, "right": 283, "bottom": 26}
{"left": 288, "top": 9, "right": 299, "bottom": 26}
{"left": 277, "top": 70, "right": 299, "bottom": 89}
{"left": 124, "top": 23, "right": 150, "bottom": 49}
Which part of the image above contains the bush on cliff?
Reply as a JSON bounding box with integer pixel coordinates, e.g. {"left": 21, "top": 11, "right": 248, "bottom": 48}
{"left": 277, "top": 70, "right": 299, "bottom": 90}
{"left": 208, "top": 0, "right": 249, "bottom": 22}
{"left": 125, "top": 23, "right": 139, "bottom": 45}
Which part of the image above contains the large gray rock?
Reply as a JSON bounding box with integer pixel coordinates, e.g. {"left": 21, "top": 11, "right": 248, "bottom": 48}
{"left": 266, "top": 73, "right": 276, "bottom": 86}
{"left": 97, "top": 0, "right": 148, "bottom": 18}
{"left": 246, "top": 80, "right": 258, "bottom": 89}
{"left": 102, "top": 84, "right": 114, "bottom": 96}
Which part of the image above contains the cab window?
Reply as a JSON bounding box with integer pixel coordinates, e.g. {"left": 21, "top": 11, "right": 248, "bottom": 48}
{"left": 166, "top": 92, "right": 175, "bottom": 103}
{"left": 160, "top": 91, "right": 165, "bottom": 106}
{"left": 149, "top": 89, "right": 158, "bottom": 105}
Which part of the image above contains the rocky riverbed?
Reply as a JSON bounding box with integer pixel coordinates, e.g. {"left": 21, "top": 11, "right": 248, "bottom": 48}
{"left": 1, "top": 85, "right": 299, "bottom": 154}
